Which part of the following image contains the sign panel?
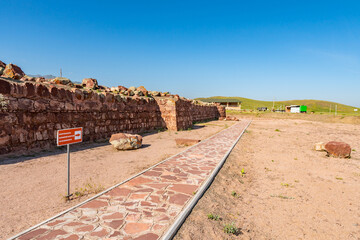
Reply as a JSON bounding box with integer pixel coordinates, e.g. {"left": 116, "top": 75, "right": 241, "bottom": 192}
{"left": 57, "top": 127, "right": 83, "bottom": 146}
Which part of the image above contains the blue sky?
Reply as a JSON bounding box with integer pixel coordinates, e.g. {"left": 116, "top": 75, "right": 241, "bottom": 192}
{"left": 1, "top": 1, "right": 359, "bottom": 106}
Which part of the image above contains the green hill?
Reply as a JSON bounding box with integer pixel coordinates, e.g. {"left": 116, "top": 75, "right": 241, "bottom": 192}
{"left": 195, "top": 96, "right": 359, "bottom": 114}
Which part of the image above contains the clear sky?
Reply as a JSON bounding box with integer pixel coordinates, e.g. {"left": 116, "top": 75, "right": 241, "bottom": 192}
{"left": 1, "top": 1, "right": 359, "bottom": 107}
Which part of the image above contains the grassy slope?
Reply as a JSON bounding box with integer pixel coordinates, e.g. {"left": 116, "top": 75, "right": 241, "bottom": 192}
{"left": 195, "top": 96, "right": 358, "bottom": 113}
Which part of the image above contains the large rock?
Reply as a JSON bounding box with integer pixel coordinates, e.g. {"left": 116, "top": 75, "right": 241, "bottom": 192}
{"left": 325, "top": 141, "right": 351, "bottom": 158}
{"left": 82, "top": 78, "right": 98, "bottom": 89}
{"left": 175, "top": 138, "right": 200, "bottom": 147}
{"left": 2, "top": 63, "right": 25, "bottom": 79}
{"left": 109, "top": 133, "right": 142, "bottom": 150}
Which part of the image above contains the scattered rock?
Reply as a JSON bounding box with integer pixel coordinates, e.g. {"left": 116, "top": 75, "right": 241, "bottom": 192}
{"left": 20, "top": 75, "right": 35, "bottom": 82}
{"left": 314, "top": 142, "right": 325, "bottom": 151}
{"left": 128, "top": 86, "right": 136, "bottom": 92}
{"left": 2, "top": 63, "right": 25, "bottom": 79}
{"left": 175, "top": 138, "right": 200, "bottom": 147}
{"left": 52, "top": 77, "right": 72, "bottom": 85}
{"left": 136, "top": 86, "right": 148, "bottom": 96}
{"left": 0, "top": 60, "right": 6, "bottom": 75}
{"left": 82, "top": 78, "right": 98, "bottom": 89}
{"left": 35, "top": 77, "right": 46, "bottom": 83}
{"left": 324, "top": 141, "right": 351, "bottom": 158}
{"left": 150, "top": 91, "right": 161, "bottom": 97}
{"left": 109, "top": 133, "right": 143, "bottom": 150}
{"left": 127, "top": 90, "right": 135, "bottom": 96}
{"left": 118, "top": 86, "right": 128, "bottom": 93}
{"left": 224, "top": 116, "right": 239, "bottom": 121}
{"left": 134, "top": 90, "right": 144, "bottom": 96}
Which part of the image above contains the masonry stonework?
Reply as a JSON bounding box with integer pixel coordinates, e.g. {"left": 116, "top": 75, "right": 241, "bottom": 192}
{"left": 0, "top": 78, "right": 225, "bottom": 155}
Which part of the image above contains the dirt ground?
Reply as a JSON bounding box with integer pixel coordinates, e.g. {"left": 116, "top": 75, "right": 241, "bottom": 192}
{"left": 0, "top": 120, "right": 234, "bottom": 240}
{"left": 175, "top": 119, "right": 360, "bottom": 240}
{"left": 229, "top": 111, "right": 360, "bottom": 125}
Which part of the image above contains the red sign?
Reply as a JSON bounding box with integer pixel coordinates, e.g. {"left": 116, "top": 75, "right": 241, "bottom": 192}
{"left": 57, "top": 127, "right": 83, "bottom": 146}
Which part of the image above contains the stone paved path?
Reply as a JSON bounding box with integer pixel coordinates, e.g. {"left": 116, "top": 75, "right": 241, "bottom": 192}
{"left": 13, "top": 120, "right": 250, "bottom": 240}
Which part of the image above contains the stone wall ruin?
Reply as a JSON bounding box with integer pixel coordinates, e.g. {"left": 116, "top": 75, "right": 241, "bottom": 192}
{"left": 0, "top": 77, "right": 225, "bottom": 155}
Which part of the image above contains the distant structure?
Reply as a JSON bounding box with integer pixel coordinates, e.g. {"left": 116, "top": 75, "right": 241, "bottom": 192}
{"left": 201, "top": 98, "right": 242, "bottom": 109}
{"left": 257, "top": 107, "right": 267, "bottom": 111}
{"left": 285, "top": 105, "right": 307, "bottom": 113}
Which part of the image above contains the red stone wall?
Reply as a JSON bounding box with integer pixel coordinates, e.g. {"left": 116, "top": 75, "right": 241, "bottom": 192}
{"left": 191, "top": 104, "right": 223, "bottom": 123}
{"left": 216, "top": 104, "right": 226, "bottom": 119}
{"left": 0, "top": 78, "right": 225, "bottom": 155}
{"left": 154, "top": 97, "right": 177, "bottom": 131}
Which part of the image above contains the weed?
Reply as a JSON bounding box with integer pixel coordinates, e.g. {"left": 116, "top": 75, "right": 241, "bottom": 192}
{"left": 275, "top": 129, "right": 280, "bottom": 132}
{"left": 238, "top": 179, "right": 244, "bottom": 184}
{"left": 193, "top": 191, "right": 197, "bottom": 195}
{"left": 294, "top": 157, "right": 298, "bottom": 160}
{"left": 157, "top": 127, "right": 166, "bottom": 132}
{"left": 271, "top": 160, "right": 274, "bottom": 162}
{"left": 264, "top": 167, "right": 271, "bottom": 172}
{"left": 71, "top": 179, "right": 104, "bottom": 200}
{"left": 294, "top": 180, "right": 299, "bottom": 183}
{"left": 207, "top": 213, "right": 220, "bottom": 221}
{"left": 231, "top": 191, "right": 237, "bottom": 197}
{"left": 240, "top": 168, "right": 246, "bottom": 177}
{"left": 224, "top": 222, "right": 239, "bottom": 235}
{"left": 160, "top": 154, "right": 172, "bottom": 161}
{"left": 352, "top": 149, "right": 356, "bottom": 152}
{"left": 335, "top": 177, "right": 343, "bottom": 180}
{"left": 224, "top": 124, "right": 229, "bottom": 129}
{"left": 270, "top": 194, "right": 294, "bottom": 199}
{"left": 281, "top": 183, "right": 290, "bottom": 187}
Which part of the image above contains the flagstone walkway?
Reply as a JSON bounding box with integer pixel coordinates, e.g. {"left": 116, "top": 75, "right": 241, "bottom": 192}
{"left": 13, "top": 120, "right": 251, "bottom": 240}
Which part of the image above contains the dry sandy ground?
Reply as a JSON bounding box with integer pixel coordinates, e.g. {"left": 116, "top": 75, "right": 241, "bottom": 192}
{"left": 175, "top": 119, "right": 360, "bottom": 240}
{"left": 0, "top": 120, "right": 234, "bottom": 239}
{"left": 231, "top": 111, "right": 360, "bottom": 125}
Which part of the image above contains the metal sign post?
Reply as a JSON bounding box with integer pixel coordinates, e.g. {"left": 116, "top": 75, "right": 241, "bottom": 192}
{"left": 67, "top": 144, "right": 70, "bottom": 198}
{"left": 57, "top": 127, "right": 83, "bottom": 200}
